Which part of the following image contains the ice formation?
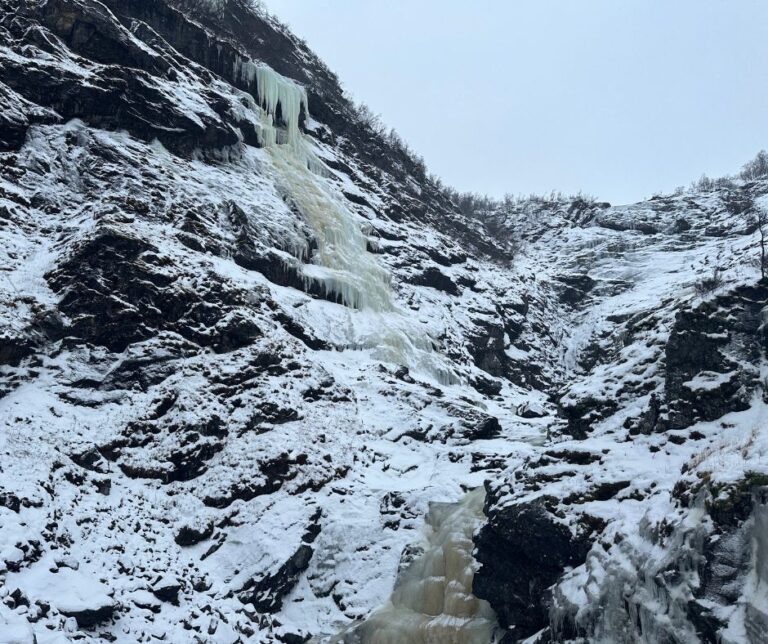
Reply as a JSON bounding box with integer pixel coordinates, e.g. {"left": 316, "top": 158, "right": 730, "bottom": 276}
{"left": 324, "top": 489, "right": 498, "bottom": 644}
{"left": 550, "top": 488, "right": 768, "bottom": 643}
{"left": 235, "top": 59, "right": 308, "bottom": 148}
{"left": 241, "top": 60, "right": 457, "bottom": 382}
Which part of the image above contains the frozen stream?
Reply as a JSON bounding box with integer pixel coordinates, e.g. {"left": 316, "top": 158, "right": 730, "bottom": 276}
{"left": 321, "top": 488, "right": 498, "bottom": 644}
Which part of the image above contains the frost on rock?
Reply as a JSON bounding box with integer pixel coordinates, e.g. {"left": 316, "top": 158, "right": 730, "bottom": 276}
{"left": 4, "top": 1, "right": 768, "bottom": 643}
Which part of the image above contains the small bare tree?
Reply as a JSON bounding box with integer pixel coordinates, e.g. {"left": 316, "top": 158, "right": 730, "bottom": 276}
{"left": 738, "top": 197, "right": 767, "bottom": 281}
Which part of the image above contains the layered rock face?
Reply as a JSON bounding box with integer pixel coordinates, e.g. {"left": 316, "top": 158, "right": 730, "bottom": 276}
{"left": 1, "top": 1, "right": 767, "bottom": 643}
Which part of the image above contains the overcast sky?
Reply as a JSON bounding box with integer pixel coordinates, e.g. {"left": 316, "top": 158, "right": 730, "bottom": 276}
{"left": 265, "top": 1, "right": 768, "bottom": 205}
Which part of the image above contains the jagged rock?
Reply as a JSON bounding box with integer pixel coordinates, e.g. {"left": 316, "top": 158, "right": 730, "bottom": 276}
{"left": 409, "top": 266, "right": 459, "bottom": 295}
{"left": 474, "top": 493, "right": 593, "bottom": 638}
{"left": 554, "top": 273, "right": 596, "bottom": 306}
{"left": 517, "top": 401, "right": 546, "bottom": 418}
{"left": 660, "top": 284, "right": 767, "bottom": 431}
{"left": 130, "top": 589, "right": 162, "bottom": 613}
{"left": 467, "top": 317, "right": 508, "bottom": 378}
{"left": 69, "top": 446, "right": 109, "bottom": 473}
{"left": 0, "top": 491, "right": 21, "bottom": 513}
{"left": 174, "top": 521, "right": 214, "bottom": 547}
{"left": 152, "top": 575, "right": 181, "bottom": 604}
{"left": 466, "top": 415, "right": 501, "bottom": 440}
{"left": 0, "top": 333, "right": 37, "bottom": 367}
{"left": 1, "top": 0, "right": 767, "bottom": 642}
{"left": 239, "top": 545, "right": 314, "bottom": 613}
{"left": 559, "top": 395, "right": 618, "bottom": 439}
{"left": 470, "top": 373, "right": 503, "bottom": 396}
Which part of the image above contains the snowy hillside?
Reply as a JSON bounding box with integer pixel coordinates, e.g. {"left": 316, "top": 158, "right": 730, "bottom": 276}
{"left": 1, "top": 1, "right": 767, "bottom": 643}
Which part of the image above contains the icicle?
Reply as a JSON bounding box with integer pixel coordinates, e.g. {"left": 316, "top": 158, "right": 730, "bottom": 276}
{"left": 234, "top": 58, "right": 308, "bottom": 149}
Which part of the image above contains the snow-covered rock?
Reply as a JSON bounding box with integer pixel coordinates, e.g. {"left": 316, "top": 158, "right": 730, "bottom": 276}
{"left": 1, "top": 0, "right": 767, "bottom": 642}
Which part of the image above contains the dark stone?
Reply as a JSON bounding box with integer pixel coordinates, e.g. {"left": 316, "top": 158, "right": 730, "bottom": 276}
{"left": 69, "top": 447, "right": 109, "bottom": 473}
{"left": 60, "top": 602, "right": 116, "bottom": 628}
{"left": 0, "top": 491, "right": 21, "bottom": 513}
{"left": 45, "top": 227, "right": 258, "bottom": 354}
{"left": 517, "top": 401, "right": 547, "bottom": 419}
{"left": 203, "top": 453, "right": 305, "bottom": 508}
{"left": 278, "top": 633, "right": 311, "bottom": 644}
{"left": 474, "top": 492, "right": 593, "bottom": 638}
{"left": 466, "top": 318, "right": 507, "bottom": 378}
{"left": 559, "top": 395, "right": 618, "bottom": 439}
{"left": 210, "top": 311, "right": 261, "bottom": 353}
{"left": 563, "top": 480, "right": 630, "bottom": 504}
{"left": 0, "top": 334, "right": 36, "bottom": 367}
{"left": 470, "top": 373, "right": 503, "bottom": 397}
{"left": 273, "top": 312, "right": 330, "bottom": 351}
{"left": 0, "top": 81, "right": 59, "bottom": 151}
{"left": 467, "top": 415, "right": 501, "bottom": 440}
{"left": 394, "top": 365, "right": 415, "bottom": 383}
{"left": 409, "top": 266, "right": 459, "bottom": 295}
{"left": 239, "top": 544, "right": 314, "bottom": 613}
{"left": 659, "top": 284, "right": 767, "bottom": 431}
{"left": 543, "top": 449, "right": 601, "bottom": 466}
{"left": 175, "top": 522, "right": 214, "bottom": 547}
{"left": 554, "top": 273, "right": 596, "bottom": 306}
{"left": 152, "top": 576, "right": 181, "bottom": 604}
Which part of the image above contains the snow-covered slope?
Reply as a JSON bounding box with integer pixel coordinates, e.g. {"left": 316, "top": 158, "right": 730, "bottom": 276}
{"left": 1, "top": 1, "right": 767, "bottom": 643}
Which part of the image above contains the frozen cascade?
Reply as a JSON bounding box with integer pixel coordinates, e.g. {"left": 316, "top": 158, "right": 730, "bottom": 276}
{"left": 242, "top": 61, "right": 457, "bottom": 382}
{"left": 235, "top": 58, "right": 308, "bottom": 148}
{"left": 549, "top": 496, "right": 710, "bottom": 644}
{"left": 321, "top": 488, "right": 498, "bottom": 644}
{"left": 740, "top": 487, "right": 768, "bottom": 643}
{"left": 550, "top": 488, "right": 768, "bottom": 644}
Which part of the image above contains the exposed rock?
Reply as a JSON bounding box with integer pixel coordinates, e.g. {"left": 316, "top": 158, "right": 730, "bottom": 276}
{"left": 409, "top": 266, "right": 459, "bottom": 295}
{"left": 659, "top": 285, "right": 766, "bottom": 431}
{"left": 474, "top": 492, "right": 593, "bottom": 638}
{"left": 174, "top": 521, "right": 215, "bottom": 547}
{"left": 240, "top": 544, "right": 314, "bottom": 612}
{"left": 517, "top": 401, "right": 547, "bottom": 419}
{"left": 152, "top": 575, "right": 181, "bottom": 604}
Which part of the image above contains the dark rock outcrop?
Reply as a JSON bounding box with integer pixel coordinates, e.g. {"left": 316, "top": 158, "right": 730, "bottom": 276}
{"left": 474, "top": 491, "right": 593, "bottom": 639}
{"left": 59, "top": 601, "right": 116, "bottom": 628}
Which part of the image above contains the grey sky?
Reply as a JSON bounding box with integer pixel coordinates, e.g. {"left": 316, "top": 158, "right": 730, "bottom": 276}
{"left": 265, "top": 1, "right": 768, "bottom": 205}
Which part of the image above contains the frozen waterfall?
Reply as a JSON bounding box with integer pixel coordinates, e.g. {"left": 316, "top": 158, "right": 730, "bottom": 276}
{"left": 241, "top": 61, "right": 457, "bottom": 383}
{"left": 235, "top": 59, "right": 308, "bottom": 148}
{"left": 321, "top": 489, "right": 498, "bottom": 644}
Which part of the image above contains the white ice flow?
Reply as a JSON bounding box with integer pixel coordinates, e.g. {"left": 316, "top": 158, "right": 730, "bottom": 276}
{"left": 237, "top": 59, "right": 457, "bottom": 383}
{"left": 323, "top": 489, "right": 498, "bottom": 644}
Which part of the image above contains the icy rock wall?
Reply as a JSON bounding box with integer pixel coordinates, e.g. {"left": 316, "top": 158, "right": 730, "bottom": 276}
{"left": 327, "top": 489, "right": 498, "bottom": 644}
{"left": 550, "top": 488, "right": 768, "bottom": 644}
{"left": 550, "top": 499, "right": 709, "bottom": 644}
{"left": 744, "top": 488, "right": 768, "bottom": 643}
{"left": 242, "top": 62, "right": 457, "bottom": 382}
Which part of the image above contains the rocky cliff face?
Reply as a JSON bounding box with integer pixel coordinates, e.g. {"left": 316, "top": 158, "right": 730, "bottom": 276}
{"left": 472, "top": 191, "right": 768, "bottom": 643}
{"left": 1, "top": 1, "right": 767, "bottom": 643}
